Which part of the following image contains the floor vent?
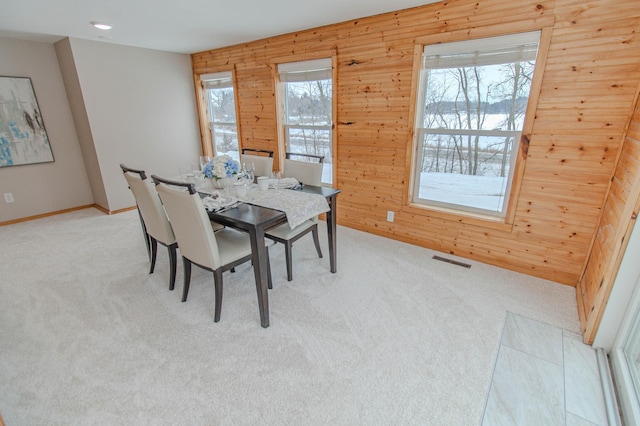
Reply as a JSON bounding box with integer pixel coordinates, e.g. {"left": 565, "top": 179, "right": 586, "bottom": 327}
{"left": 432, "top": 255, "right": 471, "bottom": 268}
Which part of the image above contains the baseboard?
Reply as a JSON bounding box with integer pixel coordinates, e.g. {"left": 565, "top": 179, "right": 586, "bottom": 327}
{"left": 106, "top": 205, "right": 137, "bottom": 215}
{"left": 0, "top": 204, "right": 136, "bottom": 226}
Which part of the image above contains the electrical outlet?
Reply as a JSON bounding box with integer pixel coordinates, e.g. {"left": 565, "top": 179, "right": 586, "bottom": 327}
{"left": 386, "top": 210, "right": 394, "bottom": 222}
{"left": 4, "top": 192, "right": 14, "bottom": 203}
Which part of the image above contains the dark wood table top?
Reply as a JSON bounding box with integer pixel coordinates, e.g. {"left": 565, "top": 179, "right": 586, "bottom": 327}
{"left": 207, "top": 201, "right": 286, "bottom": 231}
{"left": 205, "top": 184, "right": 340, "bottom": 226}
{"left": 297, "top": 185, "right": 341, "bottom": 198}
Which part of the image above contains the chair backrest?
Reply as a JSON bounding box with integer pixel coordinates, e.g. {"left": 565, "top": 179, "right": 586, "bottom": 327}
{"left": 285, "top": 152, "right": 324, "bottom": 163}
{"left": 241, "top": 148, "right": 274, "bottom": 157}
{"left": 241, "top": 154, "right": 274, "bottom": 178}
{"left": 284, "top": 158, "right": 324, "bottom": 186}
{"left": 120, "top": 164, "right": 175, "bottom": 245}
{"left": 151, "top": 176, "right": 223, "bottom": 270}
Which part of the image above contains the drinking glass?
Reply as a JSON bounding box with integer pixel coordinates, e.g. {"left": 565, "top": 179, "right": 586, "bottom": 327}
{"left": 185, "top": 164, "right": 196, "bottom": 183}
{"left": 223, "top": 176, "right": 234, "bottom": 195}
{"left": 273, "top": 171, "right": 282, "bottom": 192}
{"left": 247, "top": 162, "right": 256, "bottom": 183}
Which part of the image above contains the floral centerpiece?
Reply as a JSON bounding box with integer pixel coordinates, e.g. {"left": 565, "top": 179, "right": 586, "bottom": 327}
{"left": 203, "top": 155, "right": 240, "bottom": 189}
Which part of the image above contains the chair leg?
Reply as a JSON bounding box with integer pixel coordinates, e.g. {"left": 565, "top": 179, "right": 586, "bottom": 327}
{"left": 181, "top": 257, "right": 192, "bottom": 302}
{"left": 149, "top": 237, "right": 158, "bottom": 274}
{"left": 137, "top": 209, "right": 151, "bottom": 262}
{"left": 168, "top": 243, "right": 178, "bottom": 291}
{"left": 285, "top": 241, "right": 293, "bottom": 282}
{"left": 145, "top": 233, "right": 151, "bottom": 260}
{"left": 266, "top": 246, "right": 273, "bottom": 290}
{"left": 312, "top": 226, "right": 323, "bottom": 259}
{"left": 213, "top": 269, "right": 224, "bottom": 322}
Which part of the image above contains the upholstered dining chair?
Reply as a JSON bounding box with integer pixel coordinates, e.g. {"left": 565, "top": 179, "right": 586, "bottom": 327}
{"left": 265, "top": 153, "right": 324, "bottom": 281}
{"left": 151, "top": 175, "right": 273, "bottom": 322}
{"left": 240, "top": 148, "right": 274, "bottom": 178}
{"left": 120, "top": 164, "right": 178, "bottom": 291}
{"left": 282, "top": 152, "right": 325, "bottom": 185}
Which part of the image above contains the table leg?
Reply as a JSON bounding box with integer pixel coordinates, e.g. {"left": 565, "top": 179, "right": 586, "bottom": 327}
{"left": 249, "top": 228, "right": 270, "bottom": 328}
{"left": 326, "top": 195, "right": 338, "bottom": 273}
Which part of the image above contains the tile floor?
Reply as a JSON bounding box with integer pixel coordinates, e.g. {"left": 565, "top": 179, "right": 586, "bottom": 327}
{"left": 482, "top": 313, "right": 609, "bottom": 426}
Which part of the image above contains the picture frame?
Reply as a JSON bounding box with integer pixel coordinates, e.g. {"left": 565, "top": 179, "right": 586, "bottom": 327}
{"left": 0, "top": 76, "right": 54, "bottom": 167}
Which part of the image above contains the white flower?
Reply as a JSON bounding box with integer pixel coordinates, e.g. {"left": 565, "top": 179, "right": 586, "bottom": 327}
{"left": 203, "top": 155, "right": 240, "bottom": 179}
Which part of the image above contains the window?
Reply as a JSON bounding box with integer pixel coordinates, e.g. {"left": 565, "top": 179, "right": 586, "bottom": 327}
{"left": 412, "top": 32, "right": 540, "bottom": 218}
{"left": 277, "top": 59, "right": 333, "bottom": 184}
{"left": 201, "top": 72, "right": 239, "bottom": 162}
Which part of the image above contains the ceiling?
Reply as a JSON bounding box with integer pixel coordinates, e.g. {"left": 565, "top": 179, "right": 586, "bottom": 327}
{"left": 0, "top": 0, "right": 440, "bottom": 54}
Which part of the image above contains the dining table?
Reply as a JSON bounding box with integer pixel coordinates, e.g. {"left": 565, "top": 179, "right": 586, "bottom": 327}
{"left": 203, "top": 182, "right": 340, "bottom": 328}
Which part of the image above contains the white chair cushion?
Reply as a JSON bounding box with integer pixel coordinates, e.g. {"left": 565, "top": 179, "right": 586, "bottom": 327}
{"left": 124, "top": 173, "right": 176, "bottom": 246}
{"left": 266, "top": 219, "right": 315, "bottom": 240}
{"left": 156, "top": 184, "right": 223, "bottom": 268}
{"left": 156, "top": 182, "right": 271, "bottom": 270}
{"left": 210, "top": 221, "right": 224, "bottom": 232}
{"left": 213, "top": 228, "right": 253, "bottom": 265}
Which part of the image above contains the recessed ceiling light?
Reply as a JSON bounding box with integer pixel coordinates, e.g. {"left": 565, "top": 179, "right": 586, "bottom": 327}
{"left": 91, "top": 22, "right": 112, "bottom": 30}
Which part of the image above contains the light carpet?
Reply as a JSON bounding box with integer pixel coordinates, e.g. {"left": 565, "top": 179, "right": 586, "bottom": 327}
{"left": 0, "top": 208, "right": 579, "bottom": 425}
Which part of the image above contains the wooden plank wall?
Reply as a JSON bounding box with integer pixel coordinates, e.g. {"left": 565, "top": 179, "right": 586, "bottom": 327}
{"left": 578, "top": 85, "right": 640, "bottom": 343}
{"left": 192, "top": 0, "right": 640, "bottom": 292}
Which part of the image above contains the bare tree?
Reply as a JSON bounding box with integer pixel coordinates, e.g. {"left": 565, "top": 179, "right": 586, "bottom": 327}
{"left": 208, "top": 88, "right": 238, "bottom": 153}
{"left": 494, "top": 61, "right": 534, "bottom": 176}
{"left": 421, "top": 60, "right": 533, "bottom": 179}
{"left": 285, "top": 79, "right": 332, "bottom": 160}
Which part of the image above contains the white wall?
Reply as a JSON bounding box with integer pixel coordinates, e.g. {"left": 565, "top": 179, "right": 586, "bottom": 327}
{"left": 0, "top": 37, "right": 93, "bottom": 222}
{"left": 0, "top": 36, "right": 202, "bottom": 221}
{"left": 56, "top": 38, "right": 202, "bottom": 212}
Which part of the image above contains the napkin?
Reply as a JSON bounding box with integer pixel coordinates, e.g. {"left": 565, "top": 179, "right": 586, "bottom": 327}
{"left": 202, "top": 195, "right": 236, "bottom": 212}
{"left": 269, "top": 177, "right": 299, "bottom": 189}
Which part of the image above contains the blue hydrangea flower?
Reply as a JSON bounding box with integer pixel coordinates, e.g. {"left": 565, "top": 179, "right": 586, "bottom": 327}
{"left": 203, "top": 155, "right": 239, "bottom": 179}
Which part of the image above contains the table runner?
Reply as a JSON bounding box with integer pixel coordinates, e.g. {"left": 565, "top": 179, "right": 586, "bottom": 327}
{"left": 240, "top": 185, "right": 329, "bottom": 229}
{"left": 199, "top": 182, "right": 329, "bottom": 229}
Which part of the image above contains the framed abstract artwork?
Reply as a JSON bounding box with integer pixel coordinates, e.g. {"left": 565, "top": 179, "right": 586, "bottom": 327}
{"left": 0, "top": 76, "right": 54, "bottom": 167}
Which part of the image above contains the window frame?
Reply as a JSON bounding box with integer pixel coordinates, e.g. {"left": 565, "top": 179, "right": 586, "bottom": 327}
{"left": 413, "top": 31, "right": 540, "bottom": 218}
{"left": 405, "top": 21, "right": 553, "bottom": 229}
{"left": 193, "top": 69, "right": 242, "bottom": 161}
{"left": 200, "top": 71, "right": 240, "bottom": 159}
{"left": 273, "top": 56, "right": 336, "bottom": 185}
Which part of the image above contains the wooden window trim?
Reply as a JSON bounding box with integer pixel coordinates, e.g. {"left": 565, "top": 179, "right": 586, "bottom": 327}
{"left": 270, "top": 50, "right": 337, "bottom": 183}
{"left": 403, "top": 19, "right": 554, "bottom": 230}
{"left": 194, "top": 66, "right": 240, "bottom": 158}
